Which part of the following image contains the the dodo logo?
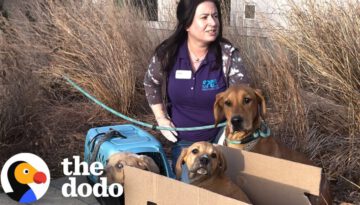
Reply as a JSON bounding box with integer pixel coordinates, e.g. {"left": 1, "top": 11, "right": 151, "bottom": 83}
{"left": 1, "top": 153, "right": 50, "bottom": 203}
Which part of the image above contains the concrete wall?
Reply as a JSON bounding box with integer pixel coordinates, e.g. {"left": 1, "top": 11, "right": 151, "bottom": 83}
{"left": 149, "top": 0, "right": 295, "bottom": 37}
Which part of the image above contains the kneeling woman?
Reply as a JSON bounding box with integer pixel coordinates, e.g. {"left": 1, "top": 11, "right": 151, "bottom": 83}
{"left": 143, "top": 0, "right": 251, "bottom": 172}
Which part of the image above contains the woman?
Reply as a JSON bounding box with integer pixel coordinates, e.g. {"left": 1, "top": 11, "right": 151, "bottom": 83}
{"left": 144, "top": 0, "right": 250, "bottom": 169}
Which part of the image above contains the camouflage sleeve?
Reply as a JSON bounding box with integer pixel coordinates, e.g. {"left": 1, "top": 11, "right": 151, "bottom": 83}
{"left": 228, "top": 50, "right": 251, "bottom": 86}
{"left": 144, "top": 55, "right": 164, "bottom": 105}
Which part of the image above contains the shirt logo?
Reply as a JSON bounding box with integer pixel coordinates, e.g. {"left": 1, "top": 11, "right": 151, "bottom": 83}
{"left": 202, "top": 79, "right": 219, "bottom": 91}
{"left": 1, "top": 153, "right": 50, "bottom": 204}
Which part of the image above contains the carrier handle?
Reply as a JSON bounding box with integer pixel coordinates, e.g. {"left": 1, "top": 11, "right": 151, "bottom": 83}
{"left": 89, "top": 129, "right": 126, "bottom": 165}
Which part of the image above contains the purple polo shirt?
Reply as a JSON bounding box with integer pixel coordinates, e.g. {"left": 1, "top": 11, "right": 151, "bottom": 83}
{"left": 167, "top": 41, "right": 226, "bottom": 141}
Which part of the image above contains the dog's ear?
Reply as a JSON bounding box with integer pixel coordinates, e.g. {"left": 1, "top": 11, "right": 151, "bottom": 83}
{"left": 254, "top": 89, "right": 267, "bottom": 120}
{"left": 216, "top": 146, "right": 227, "bottom": 174}
{"left": 138, "top": 155, "right": 160, "bottom": 174}
{"left": 175, "top": 148, "right": 188, "bottom": 180}
{"left": 214, "top": 92, "right": 226, "bottom": 127}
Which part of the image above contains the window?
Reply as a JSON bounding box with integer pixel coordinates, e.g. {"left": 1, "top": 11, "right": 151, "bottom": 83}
{"left": 220, "top": 0, "right": 231, "bottom": 25}
{"left": 245, "top": 4, "right": 255, "bottom": 19}
{"left": 132, "top": 0, "right": 158, "bottom": 21}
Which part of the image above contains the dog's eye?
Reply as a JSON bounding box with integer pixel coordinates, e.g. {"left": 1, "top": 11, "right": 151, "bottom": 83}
{"left": 192, "top": 149, "right": 199, "bottom": 154}
{"left": 116, "top": 162, "right": 124, "bottom": 169}
{"left": 244, "top": 97, "right": 251, "bottom": 104}
{"left": 224, "top": 100, "right": 232, "bottom": 107}
{"left": 210, "top": 153, "right": 217, "bottom": 158}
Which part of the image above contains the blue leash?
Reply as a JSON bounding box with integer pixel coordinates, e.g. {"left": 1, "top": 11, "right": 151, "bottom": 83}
{"left": 63, "top": 75, "right": 226, "bottom": 131}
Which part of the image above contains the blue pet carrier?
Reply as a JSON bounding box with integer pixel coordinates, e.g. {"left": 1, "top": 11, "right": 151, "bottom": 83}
{"left": 84, "top": 124, "right": 175, "bottom": 184}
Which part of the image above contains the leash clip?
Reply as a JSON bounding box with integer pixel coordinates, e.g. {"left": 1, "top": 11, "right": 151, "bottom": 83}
{"left": 151, "top": 124, "right": 157, "bottom": 131}
{"left": 258, "top": 122, "right": 271, "bottom": 138}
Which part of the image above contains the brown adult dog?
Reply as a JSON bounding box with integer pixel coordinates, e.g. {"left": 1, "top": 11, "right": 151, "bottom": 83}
{"left": 175, "top": 141, "right": 251, "bottom": 203}
{"left": 214, "top": 84, "right": 332, "bottom": 205}
{"left": 104, "top": 152, "right": 160, "bottom": 184}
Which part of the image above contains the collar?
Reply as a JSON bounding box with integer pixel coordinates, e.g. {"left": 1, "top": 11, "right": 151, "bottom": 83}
{"left": 226, "top": 122, "right": 271, "bottom": 145}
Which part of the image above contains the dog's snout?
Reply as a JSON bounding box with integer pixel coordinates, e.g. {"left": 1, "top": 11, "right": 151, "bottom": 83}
{"left": 200, "top": 155, "right": 210, "bottom": 165}
{"left": 231, "top": 116, "right": 243, "bottom": 125}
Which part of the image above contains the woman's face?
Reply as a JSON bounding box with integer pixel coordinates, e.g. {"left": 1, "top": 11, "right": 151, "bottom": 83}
{"left": 186, "top": 1, "right": 219, "bottom": 46}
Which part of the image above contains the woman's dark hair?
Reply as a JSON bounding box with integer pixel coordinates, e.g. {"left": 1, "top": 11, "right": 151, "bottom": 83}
{"left": 154, "top": 0, "right": 230, "bottom": 73}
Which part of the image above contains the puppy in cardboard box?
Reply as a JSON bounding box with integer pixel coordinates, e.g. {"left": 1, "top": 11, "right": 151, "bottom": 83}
{"left": 104, "top": 152, "right": 160, "bottom": 184}
{"left": 176, "top": 141, "right": 251, "bottom": 203}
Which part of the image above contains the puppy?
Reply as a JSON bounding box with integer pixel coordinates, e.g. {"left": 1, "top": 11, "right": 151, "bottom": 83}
{"left": 175, "top": 141, "right": 251, "bottom": 203}
{"left": 214, "top": 84, "right": 331, "bottom": 205}
{"left": 104, "top": 152, "right": 160, "bottom": 184}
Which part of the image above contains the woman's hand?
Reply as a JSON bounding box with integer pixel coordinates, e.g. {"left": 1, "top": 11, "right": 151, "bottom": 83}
{"left": 156, "top": 117, "right": 178, "bottom": 143}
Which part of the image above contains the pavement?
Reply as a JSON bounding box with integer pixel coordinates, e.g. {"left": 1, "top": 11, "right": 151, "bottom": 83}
{"left": 0, "top": 176, "right": 101, "bottom": 205}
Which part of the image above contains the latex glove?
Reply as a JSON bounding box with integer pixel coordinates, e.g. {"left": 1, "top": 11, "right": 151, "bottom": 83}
{"left": 156, "top": 117, "right": 178, "bottom": 143}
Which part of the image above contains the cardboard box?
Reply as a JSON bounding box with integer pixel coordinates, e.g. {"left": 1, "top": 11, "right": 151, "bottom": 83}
{"left": 124, "top": 146, "right": 322, "bottom": 205}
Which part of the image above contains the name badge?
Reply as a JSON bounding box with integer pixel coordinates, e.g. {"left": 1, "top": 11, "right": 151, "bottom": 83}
{"left": 175, "top": 70, "right": 192, "bottom": 79}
